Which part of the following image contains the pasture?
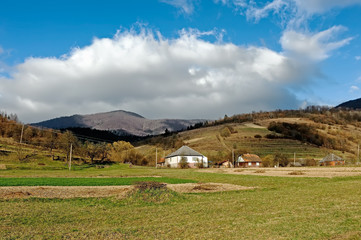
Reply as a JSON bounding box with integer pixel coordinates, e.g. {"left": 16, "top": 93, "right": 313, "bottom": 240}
{"left": 1, "top": 165, "right": 361, "bottom": 239}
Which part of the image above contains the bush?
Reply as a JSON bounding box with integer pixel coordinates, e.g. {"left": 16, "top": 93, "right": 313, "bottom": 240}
{"left": 135, "top": 181, "right": 167, "bottom": 191}
{"left": 254, "top": 134, "right": 262, "bottom": 139}
{"left": 274, "top": 153, "right": 289, "bottom": 167}
{"left": 262, "top": 155, "right": 274, "bottom": 167}
{"left": 179, "top": 157, "right": 189, "bottom": 169}
{"left": 305, "top": 159, "right": 317, "bottom": 166}
{"left": 220, "top": 127, "right": 231, "bottom": 138}
{"left": 265, "top": 134, "right": 278, "bottom": 139}
{"left": 126, "top": 181, "right": 180, "bottom": 204}
{"left": 288, "top": 170, "right": 305, "bottom": 175}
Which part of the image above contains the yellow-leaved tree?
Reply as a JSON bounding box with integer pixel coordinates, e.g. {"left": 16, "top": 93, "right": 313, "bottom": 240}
{"left": 109, "top": 141, "right": 147, "bottom": 165}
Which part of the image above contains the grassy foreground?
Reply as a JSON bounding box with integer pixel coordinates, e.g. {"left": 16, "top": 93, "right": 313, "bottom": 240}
{"left": 1, "top": 166, "right": 361, "bottom": 239}
{"left": 0, "top": 177, "right": 196, "bottom": 186}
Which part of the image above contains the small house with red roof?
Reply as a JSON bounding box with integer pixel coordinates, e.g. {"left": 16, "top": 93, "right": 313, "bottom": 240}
{"left": 319, "top": 154, "right": 344, "bottom": 166}
{"left": 236, "top": 154, "right": 262, "bottom": 168}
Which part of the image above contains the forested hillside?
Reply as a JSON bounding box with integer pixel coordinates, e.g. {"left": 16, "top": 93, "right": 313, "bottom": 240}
{"left": 2, "top": 106, "right": 361, "bottom": 167}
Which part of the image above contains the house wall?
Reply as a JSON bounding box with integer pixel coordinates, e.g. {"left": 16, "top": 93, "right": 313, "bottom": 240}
{"left": 321, "top": 161, "right": 345, "bottom": 166}
{"left": 236, "top": 162, "right": 261, "bottom": 168}
{"left": 165, "top": 156, "right": 208, "bottom": 168}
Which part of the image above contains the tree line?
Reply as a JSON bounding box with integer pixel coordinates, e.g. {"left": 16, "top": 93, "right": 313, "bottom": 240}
{"left": 0, "top": 112, "right": 149, "bottom": 165}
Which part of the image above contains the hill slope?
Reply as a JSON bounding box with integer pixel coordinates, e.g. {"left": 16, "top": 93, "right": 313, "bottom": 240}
{"left": 137, "top": 108, "right": 361, "bottom": 164}
{"left": 336, "top": 98, "right": 361, "bottom": 109}
{"left": 32, "top": 110, "right": 204, "bottom": 136}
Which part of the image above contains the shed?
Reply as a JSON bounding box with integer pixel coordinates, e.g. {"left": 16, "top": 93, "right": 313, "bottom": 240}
{"left": 157, "top": 158, "right": 165, "bottom": 167}
{"left": 216, "top": 160, "right": 233, "bottom": 168}
{"left": 319, "top": 154, "right": 345, "bottom": 166}
{"left": 165, "top": 146, "right": 208, "bottom": 168}
{"left": 236, "top": 154, "right": 262, "bottom": 168}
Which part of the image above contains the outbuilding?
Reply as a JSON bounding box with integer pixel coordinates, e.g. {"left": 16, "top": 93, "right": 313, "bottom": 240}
{"left": 165, "top": 145, "right": 208, "bottom": 168}
{"left": 236, "top": 154, "right": 262, "bottom": 168}
{"left": 216, "top": 160, "right": 233, "bottom": 168}
{"left": 319, "top": 154, "right": 345, "bottom": 166}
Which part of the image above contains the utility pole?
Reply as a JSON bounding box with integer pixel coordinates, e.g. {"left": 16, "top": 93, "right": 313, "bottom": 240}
{"left": 68, "top": 143, "right": 72, "bottom": 171}
{"left": 232, "top": 149, "right": 235, "bottom": 168}
{"left": 18, "top": 124, "right": 24, "bottom": 161}
{"left": 155, "top": 148, "right": 158, "bottom": 168}
{"left": 19, "top": 124, "right": 24, "bottom": 144}
{"left": 294, "top": 152, "right": 296, "bottom": 166}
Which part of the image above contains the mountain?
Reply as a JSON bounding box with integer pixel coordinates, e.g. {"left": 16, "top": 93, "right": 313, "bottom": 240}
{"left": 32, "top": 110, "right": 205, "bottom": 136}
{"left": 336, "top": 98, "right": 361, "bottom": 109}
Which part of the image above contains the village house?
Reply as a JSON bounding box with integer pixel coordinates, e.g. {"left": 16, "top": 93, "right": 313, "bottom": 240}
{"left": 319, "top": 154, "right": 345, "bottom": 166}
{"left": 236, "top": 154, "right": 262, "bottom": 168}
{"left": 165, "top": 145, "right": 208, "bottom": 168}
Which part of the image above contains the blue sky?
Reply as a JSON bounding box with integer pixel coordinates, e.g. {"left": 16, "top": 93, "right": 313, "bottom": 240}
{"left": 1, "top": 0, "right": 361, "bottom": 122}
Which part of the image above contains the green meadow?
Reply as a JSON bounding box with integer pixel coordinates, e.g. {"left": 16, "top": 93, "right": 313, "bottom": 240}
{"left": 1, "top": 165, "right": 361, "bottom": 239}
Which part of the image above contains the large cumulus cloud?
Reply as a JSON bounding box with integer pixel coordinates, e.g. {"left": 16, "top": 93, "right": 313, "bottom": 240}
{"left": 0, "top": 28, "right": 327, "bottom": 122}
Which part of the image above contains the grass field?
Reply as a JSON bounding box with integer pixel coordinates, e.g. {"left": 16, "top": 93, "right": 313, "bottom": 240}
{"left": 0, "top": 177, "right": 196, "bottom": 186}
{"left": 1, "top": 165, "right": 361, "bottom": 239}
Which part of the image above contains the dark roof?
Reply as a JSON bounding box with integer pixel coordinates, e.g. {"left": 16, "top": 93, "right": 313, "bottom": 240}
{"left": 165, "top": 146, "right": 205, "bottom": 158}
{"left": 320, "top": 154, "right": 343, "bottom": 162}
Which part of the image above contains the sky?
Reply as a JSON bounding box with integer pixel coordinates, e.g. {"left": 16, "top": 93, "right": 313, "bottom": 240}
{"left": 1, "top": 0, "right": 361, "bottom": 123}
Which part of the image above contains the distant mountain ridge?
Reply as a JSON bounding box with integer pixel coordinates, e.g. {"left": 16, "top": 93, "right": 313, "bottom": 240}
{"left": 32, "top": 110, "right": 205, "bottom": 136}
{"left": 336, "top": 98, "right": 361, "bottom": 109}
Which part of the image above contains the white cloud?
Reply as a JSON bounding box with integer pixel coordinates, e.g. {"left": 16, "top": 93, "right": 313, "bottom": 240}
{"left": 280, "top": 26, "right": 353, "bottom": 61}
{"left": 235, "top": 0, "right": 361, "bottom": 24}
{"left": 245, "top": 0, "right": 290, "bottom": 23}
{"left": 0, "top": 28, "right": 311, "bottom": 123}
{"left": 160, "top": 0, "right": 196, "bottom": 15}
{"left": 350, "top": 85, "right": 359, "bottom": 92}
{"left": 294, "top": 0, "right": 361, "bottom": 15}
{"left": 355, "top": 56, "right": 361, "bottom": 61}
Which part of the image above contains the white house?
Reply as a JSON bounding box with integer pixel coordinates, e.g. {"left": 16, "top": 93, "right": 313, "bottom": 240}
{"left": 165, "top": 145, "right": 208, "bottom": 168}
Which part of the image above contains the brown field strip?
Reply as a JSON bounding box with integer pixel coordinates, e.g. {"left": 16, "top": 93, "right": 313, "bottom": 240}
{"left": 201, "top": 167, "right": 361, "bottom": 178}
{"left": 0, "top": 183, "right": 252, "bottom": 199}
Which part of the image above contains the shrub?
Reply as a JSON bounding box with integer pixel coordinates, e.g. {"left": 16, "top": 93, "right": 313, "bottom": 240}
{"left": 254, "top": 134, "right": 262, "bottom": 139}
{"left": 288, "top": 170, "right": 305, "bottom": 175}
{"left": 305, "top": 159, "right": 317, "bottom": 166}
{"left": 265, "top": 134, "right": 278, "bottom": 139}
{"left": 262, "top": 155, "right": 274, "bottom": 167}
{"left": 126, "top": 181, "right": 180, "bottom": 204}
{"left": 134, "top": 181, "right": 167, "bottom": 191}
{"left": 274, "top": 153, "right": 289, "bottom": 167}
{"left": 220, "top": 127, "right": 231, "bottom": 138}
{"left": 179, "top": 157, "right": 189, "bottom": 169}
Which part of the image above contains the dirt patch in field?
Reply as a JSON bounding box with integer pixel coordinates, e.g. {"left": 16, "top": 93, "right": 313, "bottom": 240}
{"left": 167, "top": 183, "right": 254, "bottom": 193}
{"left": 0, "top": 186, "right": 133, "bottom": 199}
{"left": 0, "top": 183, "right": 251, "bottom": 199}
{"left": 200, "top": 167, "right": 361, "bottom": 178}
{"left": 243, "top": 123, "right": 266, "bottom": 129}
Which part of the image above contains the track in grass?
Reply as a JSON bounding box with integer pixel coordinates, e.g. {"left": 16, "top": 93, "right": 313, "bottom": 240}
{"left": 0, "top": 177, "right": 197, "bottom": 186}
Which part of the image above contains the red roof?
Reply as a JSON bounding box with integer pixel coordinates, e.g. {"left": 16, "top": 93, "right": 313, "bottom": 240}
{"left": 158, "top": 158, "right": 165, "bottom": 163}
{"left": 241, "top": 154, "right": 262, "bottom": 162}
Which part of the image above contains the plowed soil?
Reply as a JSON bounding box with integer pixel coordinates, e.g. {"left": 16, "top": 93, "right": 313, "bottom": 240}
{"left": 0, "top": 183, "right": 250, "bottom": 199}
{"left": 201, "top": 167, "right": 361, "bottom": 178}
